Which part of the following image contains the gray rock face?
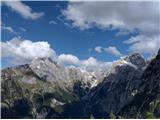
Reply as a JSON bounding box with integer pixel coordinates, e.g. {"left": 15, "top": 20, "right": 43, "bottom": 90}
{"left": 89, "top": 54, "right": 146, "bottom": 118}
{"left": 30, "top": 57, "right": 98, "bottom": 92}
{"left": 119, "top": 50, "right": 160, "bottom": 118}
{"left": 124, "top": 53, "right": 145, "bottom": 68}
{"left": 1, "top": 64, "right": 41, "bottom": 84}
{"left": 30, "top": 58, "right": 66, "bottom": 82}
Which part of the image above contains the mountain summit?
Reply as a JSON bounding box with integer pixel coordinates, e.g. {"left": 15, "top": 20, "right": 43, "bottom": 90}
{"left": 123, "top": 53, "right": 145, "bottom": 68}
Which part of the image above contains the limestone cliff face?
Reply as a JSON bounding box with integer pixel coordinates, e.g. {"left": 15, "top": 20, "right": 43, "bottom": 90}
{"left": 1, "top": 58, "right": 97, "bottom": 118}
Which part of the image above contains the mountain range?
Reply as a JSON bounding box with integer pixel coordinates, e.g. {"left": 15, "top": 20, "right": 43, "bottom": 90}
{"left": 1, "top": 49, "right": 160, "bottom": 119}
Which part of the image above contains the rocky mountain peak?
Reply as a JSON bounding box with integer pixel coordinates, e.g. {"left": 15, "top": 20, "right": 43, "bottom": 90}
{"left": 29, "top": 57, "right": 67, "bottom": 84}
{"left": 123, "top": 53, "right": 145, "bottom": 68}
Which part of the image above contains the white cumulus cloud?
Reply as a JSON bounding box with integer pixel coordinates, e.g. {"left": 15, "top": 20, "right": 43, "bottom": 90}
{"left": 81, "top": 57, "right": 112, "bottom": 71}
{"left": 94, "top": 45, "right": 122, "bottom": 56}
{"left": 62, "top": 1, "right": 159, "bottom": 34}
{"left": 1, "top": 37, "right": 56, "bottom": 65}
{"left": 58, "top": 54, "right": 112, "bottom": 71}
{"left": 62, "top": 1, "right": 159, "bottom": 55}
{"left": 81, "top": 57, "right": 98, "bottom": 67}
{"left": 124, "top": 35, "right": 160, "bottom": 55}
{"left": 95, "top": 46, "right": 102, "bottom": 53}
{"left": 3, "top": 1, "right": 44, "bottom": 20}
{"left": 58, "top": 54, "right": 80, "bottom": 65}
{"left": 104, "top": 46, "right": 122, "bottom": 56}
{"left": 1, "top": 37, "right": 113, "bottom": 70}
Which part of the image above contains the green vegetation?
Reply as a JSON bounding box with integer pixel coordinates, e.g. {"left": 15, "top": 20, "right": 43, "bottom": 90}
{"left": 109, "top": 112, "right": 116, "bottom": 119}
{"left": 90, "top": 114, "right": 95, "bottom": 119}
{"left": 145, "top": 98, "right": 160, "bottom": 119}
{"left": 146, "top": 112, "right": 155, "bottom": 119}
{"left": 54, "top": 105, "right": 64, "bottom": 113}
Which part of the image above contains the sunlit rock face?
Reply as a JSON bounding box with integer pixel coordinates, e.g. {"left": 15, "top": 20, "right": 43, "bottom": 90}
{"left": 1, "top": 50, "right": 160, "bottom": 119}
{"left": 29, "top": 57, "right": 98, "bottom": 92}
{"left": 1, "top": 57, "right": 98, "bottom": 118}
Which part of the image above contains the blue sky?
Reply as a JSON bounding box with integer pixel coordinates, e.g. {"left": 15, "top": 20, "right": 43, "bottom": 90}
{"left": 1, "top": 1, "right": 159, "bottom": 68}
